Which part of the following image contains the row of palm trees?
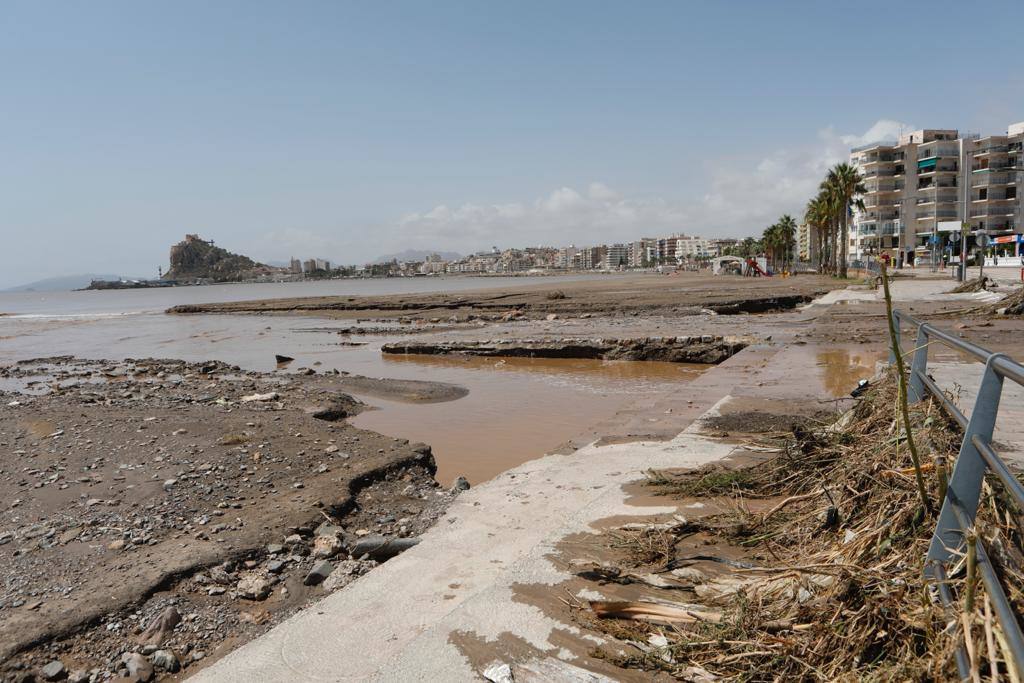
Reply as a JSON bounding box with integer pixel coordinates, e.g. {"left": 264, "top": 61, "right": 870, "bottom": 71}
{"left": 723, "top": 215, "right": 797, "bottom": 274}
{"left": 762, "top": 215, "right": 797, "bottom": 274}
{"left": 804, "top": 163, "right": 866, "bottom": 278}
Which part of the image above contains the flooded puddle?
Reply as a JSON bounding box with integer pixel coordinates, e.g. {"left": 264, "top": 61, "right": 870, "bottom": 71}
{"left": 349, "top": 355, "right": 707, "bottom": 485}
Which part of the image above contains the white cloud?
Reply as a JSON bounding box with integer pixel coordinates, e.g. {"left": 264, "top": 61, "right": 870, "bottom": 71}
{"left": 258, "top": 119, "right": 916, "bottom": 261}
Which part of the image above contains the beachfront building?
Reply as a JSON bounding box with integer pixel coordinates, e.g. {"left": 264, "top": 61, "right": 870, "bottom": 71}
{"left": 628, "top": 239, "right": 656, "bottom": 267}
{"left": 603, "top": 244, "right": 628, "bottom": 269}
{"left": 850, "top": 122, "right": 1024, "bottom": 266}
{"left": 707, "top": 238, "right": 739, "bottom": 257}
{"left": 556, "top": 246, "right": 578, "bottom": 269}
{"left": 796, "top": 223, "right": 815, "bottom": 263}
{"left": 674, "top": 235, "right": 712, "bottom": 260}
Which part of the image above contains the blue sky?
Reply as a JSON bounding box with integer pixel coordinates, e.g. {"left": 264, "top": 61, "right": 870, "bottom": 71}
{"left": 2, "top": 0, "right": 1023, "bottom": 286}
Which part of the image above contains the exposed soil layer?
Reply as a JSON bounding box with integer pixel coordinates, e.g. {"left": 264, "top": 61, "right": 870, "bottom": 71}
{"left": 165, "top": 272, "right": 836, "bottom": 321}
{"left": 381, "top": 335, "right": 749, "bottom": 365}
{"left": 700, "top": 409, "right": 834, "bottom": 434}
{"left": 0, "top": 357, "right": 457, "bottom": 682}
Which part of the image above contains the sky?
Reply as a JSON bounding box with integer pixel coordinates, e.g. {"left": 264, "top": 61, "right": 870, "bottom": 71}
{"left": 2, "top": 0, "right": 1024, "bottom": 287}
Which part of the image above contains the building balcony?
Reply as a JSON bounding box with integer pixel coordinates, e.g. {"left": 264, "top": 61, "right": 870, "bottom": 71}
{"left": 970, "top": 207, "right": 1017, "bottom": 218}
{"left": 974, "top": 162, "right": 1019, "bottom": 172}
{"left": 972, "top": 174, "right": 1016, "bottom": 187}
{"left": 916, "top": 208, "right": 960, "bottom": 219}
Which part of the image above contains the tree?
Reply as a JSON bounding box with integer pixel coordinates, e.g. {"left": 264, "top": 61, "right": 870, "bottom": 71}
{"left": 804, "top": 195, "right": 830, "bottom": 274}
{"left": 775, "top": 214, "right": 797, "bottom": 273}
{"left": 822, "top": 163, "right": 866, "bottom": 278}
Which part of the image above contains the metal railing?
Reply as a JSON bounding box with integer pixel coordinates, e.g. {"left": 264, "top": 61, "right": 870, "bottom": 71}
{"left": 891, "top": 310, "right": 1024, "bottom": 680}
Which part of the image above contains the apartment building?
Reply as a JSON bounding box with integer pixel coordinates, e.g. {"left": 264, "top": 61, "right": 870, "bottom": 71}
{"left": 850, "top": 123, "right": 1024, "bottom": 265}
{"left": 604, "top": 244, "right": 628, "bottom": 268}
{"left": 707, "top": 238, "right": 739, "bottom": 257}
{"left": 674, "top": 235, "right": 713, "bottom": 260}
{"left": 796, "top": 223, "right": 812, "bottom": 262}
{"left": 555, "top": 246, "right": 578, "bottom": 269}
{"left": 628, "top": 239, "right": 656, "bottom": 267}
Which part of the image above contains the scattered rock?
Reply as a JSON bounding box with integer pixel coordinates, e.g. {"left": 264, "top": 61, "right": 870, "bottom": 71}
{"left": 236, "top": 573, "right": 272, "bottom": 600}
{"left": 122, "top": 652, "right": 154, "bottom": 682}
{"left": 483, "top": 662, "right": 514, "bottom": 683}
{"left": 151, "top": 649, "right": 180, "bottom": 673}
{"left": 241, "top": 392, "right": 279, "bottom": 403}
{"left": 312, "top": 534, "right": 343, "bottom": 559}
{"left": 138, "top": 606, "right": 181, "bottom": 647}
{"left": 350, "top": 535, "right": 420, "bottom": 562}
{"left": 451, "top": 476, "right": 471, "bottom": 493}
{"left": 304, "top": 560, "right": 334, "bottom": 585}
{"left": 40, "top": 660, "right": 66, "bottom": 681}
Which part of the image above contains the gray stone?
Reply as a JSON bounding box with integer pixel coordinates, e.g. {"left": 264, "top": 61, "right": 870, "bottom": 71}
{"left": 40, "top": 660, "right": 66, "bottom": 681}
{"left": 451, "top": 476, "right": 471, "bottom": 493}
{"left": 304, "top": 560, "right": 334, "bottom": 585}
{"left": 122, "top": 652, "right": 153, "bottom": 682}
{"left": 314, "top": 522, "right": 344, "bottom": 538}
{"left": 151, "top": 649, "right": 180, "bottom": 673}
{"left": 236, "top": 573, "right": 271, "bottom": 600}
{"left": 350, "top": 535, "right": 420, "bottom": 562}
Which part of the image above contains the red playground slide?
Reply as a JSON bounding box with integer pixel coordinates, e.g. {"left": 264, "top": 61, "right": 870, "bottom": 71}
{"left": 746, "top": 258, "right": 770, "bottom": 277}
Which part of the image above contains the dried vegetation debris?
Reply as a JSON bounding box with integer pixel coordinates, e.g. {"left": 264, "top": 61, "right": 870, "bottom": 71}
{"left": 573, "top": 370, "right": 1024, "bottom": 680}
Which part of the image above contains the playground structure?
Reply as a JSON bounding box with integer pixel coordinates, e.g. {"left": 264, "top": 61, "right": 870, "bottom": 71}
{"left": 711, "top": 255, "right": 772, "bottom": 277}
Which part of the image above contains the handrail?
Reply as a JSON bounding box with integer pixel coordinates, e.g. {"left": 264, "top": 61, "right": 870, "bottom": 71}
{"left": 892, "top": 309, "right": 1024, "bottom": 680}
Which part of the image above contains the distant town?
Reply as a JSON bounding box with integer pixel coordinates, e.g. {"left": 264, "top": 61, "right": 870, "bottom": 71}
{"left": 288, "top": 235, "right": 744, "bottom": 279}
{"left": 87, "top": 234, "right": 757, "bottom": 289}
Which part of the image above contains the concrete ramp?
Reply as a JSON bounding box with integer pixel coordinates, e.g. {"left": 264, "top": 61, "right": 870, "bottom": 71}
{"left": 190, "top": 428, "right": 737, "bottom": 682}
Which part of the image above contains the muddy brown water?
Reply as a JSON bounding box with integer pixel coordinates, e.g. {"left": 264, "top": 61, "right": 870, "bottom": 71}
{"left": 0, "top": 310, "right": 882, "bottom": 486}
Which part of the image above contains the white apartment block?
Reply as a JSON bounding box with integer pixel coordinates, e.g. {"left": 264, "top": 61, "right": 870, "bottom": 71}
{"left": 850, "top": 123, "right": 1024, "bottom": 265}
{"left": 674, "top": 235, "right": 713, "bottom": 259}
{"left": 604, "top": 243, "right": 628, "bottom": 268}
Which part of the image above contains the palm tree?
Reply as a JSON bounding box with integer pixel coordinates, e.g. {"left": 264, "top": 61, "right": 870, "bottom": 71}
{"left": 804, "top": 196, "right": 829, "bottom": 273}
{"left": 762, "top": 223, "right": 778, "bottom": 272}
{"left": 775, "top": 214, "right": 797, "bottom": 273}
{"left": 822, "top": 163, "right": 866, "bottom": 278}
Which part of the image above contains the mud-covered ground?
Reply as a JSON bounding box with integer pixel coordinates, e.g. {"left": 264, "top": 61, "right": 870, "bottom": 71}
{"left": 166, "top": 271, "right": 837, "bottom": 320}
{"left": 0, "top": 358, "right": 467, "bottom": 683}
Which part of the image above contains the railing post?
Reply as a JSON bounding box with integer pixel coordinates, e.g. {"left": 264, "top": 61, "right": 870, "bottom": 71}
{"left": 908, "top": 325, "right": 930, "bottom": 403}
{"left": 927, "top": 354, "right": 1006, "bottom": 564}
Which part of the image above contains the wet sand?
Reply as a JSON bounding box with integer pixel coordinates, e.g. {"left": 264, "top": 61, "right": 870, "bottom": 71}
{"left": 166, "top": 271, "right": 837, "bottom": 319}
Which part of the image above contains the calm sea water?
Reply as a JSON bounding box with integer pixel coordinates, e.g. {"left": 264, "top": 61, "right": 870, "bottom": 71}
{"left": 0, "top": 274, "right": 603, "bottom": 317}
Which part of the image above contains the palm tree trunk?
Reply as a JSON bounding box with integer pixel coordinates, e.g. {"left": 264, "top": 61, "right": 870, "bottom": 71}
{"left": 839, "top": 207, "right": 849, "bottom": 278}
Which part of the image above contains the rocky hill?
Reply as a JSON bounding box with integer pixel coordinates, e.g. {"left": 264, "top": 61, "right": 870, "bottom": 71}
{"left": 166, "top": 235, "right": 278, "bottom": 283}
